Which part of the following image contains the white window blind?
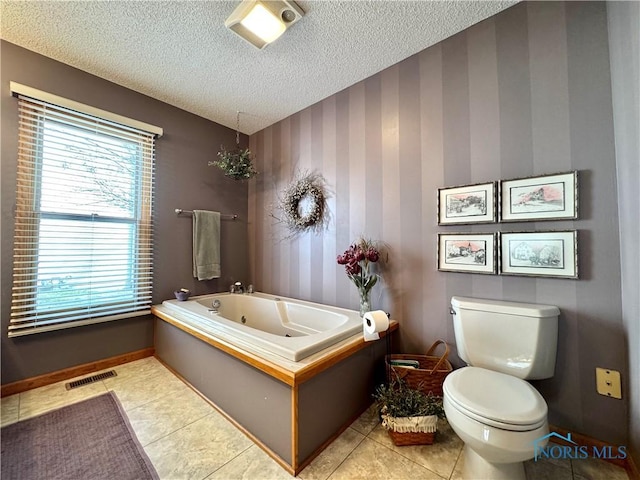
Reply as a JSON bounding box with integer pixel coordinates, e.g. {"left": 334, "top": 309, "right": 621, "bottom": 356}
{"left": 9, "top": 95, "right": 157, "bottom": 337}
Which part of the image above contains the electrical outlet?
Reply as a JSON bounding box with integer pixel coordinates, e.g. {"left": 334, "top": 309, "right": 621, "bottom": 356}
{"left": 595, "top": 368, "right": 622, "bottom": 399}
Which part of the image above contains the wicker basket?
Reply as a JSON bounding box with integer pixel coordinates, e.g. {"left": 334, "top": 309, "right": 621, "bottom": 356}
{"left": 387, "top": 429, "right": 436, "bottom": 446}
{"left": 386, "top": 340, "right": 452, "bottom": 397}
{"left": 382, "top": 414, "right": 438, "bottom": 446}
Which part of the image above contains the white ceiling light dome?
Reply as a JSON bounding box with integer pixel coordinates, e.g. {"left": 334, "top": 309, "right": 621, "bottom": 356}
{"left": 225, "top": 0, "right": 304, "bottom": 49}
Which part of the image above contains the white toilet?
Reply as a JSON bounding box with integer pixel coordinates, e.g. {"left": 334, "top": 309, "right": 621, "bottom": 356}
{"left": 443, "top": 296, "right": 559, "bottom": 480}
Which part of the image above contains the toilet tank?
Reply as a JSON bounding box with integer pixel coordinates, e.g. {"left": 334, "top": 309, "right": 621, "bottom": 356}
{"left": 451, "top": 296, "right": 559, "bottom": 380}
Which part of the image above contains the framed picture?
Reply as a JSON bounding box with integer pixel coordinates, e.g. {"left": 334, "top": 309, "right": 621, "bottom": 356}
{"left": 499, "top": 231, "right": 578, "bottom": 278}
{"left": 437, "top": 233, "right": 497, "bottom": 274}
{"left": 500, "top": 171, "right": 578, "bottom": 222}
{"left": 437, "top": 182, "right": 496, "bottom": 225}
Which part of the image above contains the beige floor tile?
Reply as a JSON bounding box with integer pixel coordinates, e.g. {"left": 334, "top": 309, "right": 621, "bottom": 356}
{"left": 524, "top": 458, "right": 573, "bottom": 480}
{"left": 4, "top": 356, "right": 487, "bottom": 480}
{"left": 327, "top": 437, "right": 445, "bottom": 480}
{"left": 18, "top": 379, "right": 107, "bottom": 420}
{"left": 367, "top": 419, "right": 462, "bottom": 479}
{"left": 126, "top": 387, "right": 213, "bottom": 445}
{"left": 349, "top": 403, "right": 380, "bottom": 436}
{"left": 449, "top": 447, "right": 465, "bottom": 480}
{"left": 572, "top": 457, "right": 629, "bottom": 480}
{"left": 451, "top": 448, "right": 577, "bottom": 480}
{"left": 1, "top": 394, "right": 20, "bottom": 427}
{"left": 542, "top": 440, "right": 574, "bottom": 470}
{"left": 145, "top": 412, "right": 254, "bottom": 479}
{"left": 104, "top": 365, "right": 191, "bottom": 411}
{"left": 71, "top": 358, "right": 156, "bottom": 381}
{"left": 205, "top": 444, "right": 296, "bottom": 480}
{"left": 298, "top": 427, "right": 366, "bottom": 480}
{"left": 112, "top": 356, "right": 167, "bottom": 377}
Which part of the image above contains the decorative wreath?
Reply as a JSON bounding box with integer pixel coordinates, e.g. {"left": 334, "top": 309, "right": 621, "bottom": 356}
{"left": 275, "top": 171, "right": 331, "bottom": 237}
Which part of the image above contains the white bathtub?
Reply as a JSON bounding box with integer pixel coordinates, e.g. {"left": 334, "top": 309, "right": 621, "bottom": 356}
{"left": 161, "top": 292, "right": 363, "bottom": 361}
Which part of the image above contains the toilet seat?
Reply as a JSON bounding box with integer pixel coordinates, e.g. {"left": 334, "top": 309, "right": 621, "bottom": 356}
{"left": 443, "top": 367, "right": 547, "bottom": 432}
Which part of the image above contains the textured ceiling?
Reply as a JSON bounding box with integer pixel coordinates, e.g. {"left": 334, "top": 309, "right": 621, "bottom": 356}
{"left": 1, "top": 1, "right": 516, "bottom": 134}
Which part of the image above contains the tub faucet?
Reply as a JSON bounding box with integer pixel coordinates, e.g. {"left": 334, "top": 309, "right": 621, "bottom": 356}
{"left": 233, "top": 281, "right": 244, "bottom": 293}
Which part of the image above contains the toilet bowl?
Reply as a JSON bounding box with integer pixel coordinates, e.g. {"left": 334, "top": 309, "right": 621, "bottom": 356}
{"left": 443, "top": 367, "right": 549, "bottom": 479}
{"left": 445, "top": 296, "right": 559, "bottom": 480}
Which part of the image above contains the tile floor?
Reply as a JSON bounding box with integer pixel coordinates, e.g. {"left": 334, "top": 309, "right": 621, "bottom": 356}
{"left": 0, "top": 357, "right": 630, "bottom": 480}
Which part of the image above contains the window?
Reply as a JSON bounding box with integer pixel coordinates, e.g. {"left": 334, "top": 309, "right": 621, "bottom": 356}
{"left": 9, "top": 87, "right": 161, "bottom": 337}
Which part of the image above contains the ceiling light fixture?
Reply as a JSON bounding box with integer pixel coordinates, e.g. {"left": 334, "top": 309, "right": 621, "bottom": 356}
{"left": 225, "top": 0, "right": 304, "bottom": 49}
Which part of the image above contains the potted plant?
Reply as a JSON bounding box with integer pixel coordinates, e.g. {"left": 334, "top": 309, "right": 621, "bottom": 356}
{"left": 211, "top": 146, "right": 258, "bottom": 180}
{"left": 373, "top": 379, "right": 445, "bottom": 446}
{"left": 209, "top": 112, "right": 258, "bottom": 180}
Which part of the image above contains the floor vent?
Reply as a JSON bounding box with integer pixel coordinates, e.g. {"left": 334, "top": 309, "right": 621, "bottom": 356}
{"left": 65, "top": 370, "right": 117, "bottom": 390}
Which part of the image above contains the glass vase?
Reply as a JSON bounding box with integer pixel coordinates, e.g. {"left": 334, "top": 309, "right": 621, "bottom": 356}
{"left": 359, "top": 290, "right": 371, "bottom": 318}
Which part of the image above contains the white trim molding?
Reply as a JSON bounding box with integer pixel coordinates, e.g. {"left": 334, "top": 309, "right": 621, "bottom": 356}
{"left": 10, "top": 81, "right": 163, "bottom": 137}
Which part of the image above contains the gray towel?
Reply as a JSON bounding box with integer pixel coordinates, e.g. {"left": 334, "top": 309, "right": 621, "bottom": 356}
{"left": 192, "top": 210, "right": 221, "bottom": 280}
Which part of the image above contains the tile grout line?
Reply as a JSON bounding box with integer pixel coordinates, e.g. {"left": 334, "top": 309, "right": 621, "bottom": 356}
{"left": 322, "top": 438, "right": 362, "bottom": 480}
{"left": 362, "top": 430, "right": 449, "bottom": 479}
{"left": 196, "top": 443, "right": 256, "bottom": 480}
{"left": 139, "top": 410, "right": 215, "bottom": 448}
{"left": 449, "top": 445, "right": 464, "bottom": 480}
{"left": 364, "top": 425, "right": 461, "bottom": 480}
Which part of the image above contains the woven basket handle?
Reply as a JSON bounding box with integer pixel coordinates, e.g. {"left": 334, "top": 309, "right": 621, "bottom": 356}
{"left": 425, "top": 340, "right": 450, "bottom": 373}
{"left": 391, "top": 367, "right": 410, "bottom": 381}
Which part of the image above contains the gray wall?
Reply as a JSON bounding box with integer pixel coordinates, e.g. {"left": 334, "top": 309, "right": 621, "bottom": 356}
{"left": 248, "top": 2, "right": 630, "bottom": 446}
{"left": 608, "top": 0, "right": 640, "bottom": 465}
{"left": 155, "top": 320, "right": 292, "bottom": 464}
{"left": 1, "top": 41, "right": 249, "bottom": 384}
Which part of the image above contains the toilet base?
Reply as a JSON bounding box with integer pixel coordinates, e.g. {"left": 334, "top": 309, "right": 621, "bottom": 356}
{"left": 463, "top": 445, "right": 525, "bottom": 480}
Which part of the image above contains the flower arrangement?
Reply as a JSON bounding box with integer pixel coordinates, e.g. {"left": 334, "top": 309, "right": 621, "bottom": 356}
{"left": 337, "top": 238, "right": 384, "bottom": 316}
{"left": 210, "top": 146, "right": 258, "bottom": 180}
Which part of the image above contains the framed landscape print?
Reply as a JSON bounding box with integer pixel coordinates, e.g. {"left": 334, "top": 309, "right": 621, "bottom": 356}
{"left": 500, "top": 171, "right": 578, "bottom": 222}
{"left": 437, "top": 233, "right": 497, "bottom": 274}
{"left": 499, "top": 231, "right": 578, "bottom": 278}
{"left": 437, "top": 182, "right": 496, "bottom": 225}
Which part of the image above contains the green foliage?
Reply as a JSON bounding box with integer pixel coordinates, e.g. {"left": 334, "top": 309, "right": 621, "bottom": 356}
{"left": 373, "top": 380, "right": 445, "bottom": 418}
{"left": 212, "top": 146, "right": 258, "bottom": 180}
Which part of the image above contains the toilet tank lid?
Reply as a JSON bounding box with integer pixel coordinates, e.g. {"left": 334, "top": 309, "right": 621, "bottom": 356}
{"left": 451, "top": 296, "right": 560, "bottom": 317}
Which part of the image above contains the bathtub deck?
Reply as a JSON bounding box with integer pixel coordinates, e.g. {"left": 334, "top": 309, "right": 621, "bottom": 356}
{"left": 152, "top": 304, "right": 397, "bottom": 386}
{"left": 152, "top": 304, "right": 397, "bottom": 474}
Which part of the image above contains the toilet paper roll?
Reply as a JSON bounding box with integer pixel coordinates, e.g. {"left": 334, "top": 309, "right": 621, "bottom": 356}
{"left": 363, "top": 310, "right": 389, "bottom": 341}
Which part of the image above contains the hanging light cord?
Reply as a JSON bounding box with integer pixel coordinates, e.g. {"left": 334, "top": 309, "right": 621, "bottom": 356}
{"left": 236, "top": 111, "right": 241, "bottom": 147}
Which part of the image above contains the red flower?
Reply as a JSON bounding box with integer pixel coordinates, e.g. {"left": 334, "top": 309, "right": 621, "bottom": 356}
{"left": 346, "top": 261, "right": 361, "bottom": 275}
{"left": 365, "top": 247, "right": 379, "bottom": 262}
{"left": 337, "top": 239, "right": 384, "bottom": 294}
{"left": 336, "top": 254, "right": 349, "bottom": 265}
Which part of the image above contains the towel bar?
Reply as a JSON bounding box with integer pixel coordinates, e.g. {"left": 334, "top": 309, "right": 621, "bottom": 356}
{"left": 175, "top": 208, "right": 238, "bottom": 220}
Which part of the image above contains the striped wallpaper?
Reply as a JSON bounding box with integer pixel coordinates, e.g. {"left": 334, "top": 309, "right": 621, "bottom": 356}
{"left": 249, "top": 2, "right": 627, "bottom": 445}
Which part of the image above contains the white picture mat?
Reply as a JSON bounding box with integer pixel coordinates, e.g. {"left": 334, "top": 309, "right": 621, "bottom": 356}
{"left": 438, "top": 182, "right": 496, "bottom": 225}
{"left": 438, "top": 233, "right": 496, "bottom": 274}
{"left": 499, "top": 231, "right": 578, "bottom": 278}
{"left": 500, "top": 171, "right": 577, "bottom": 222}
